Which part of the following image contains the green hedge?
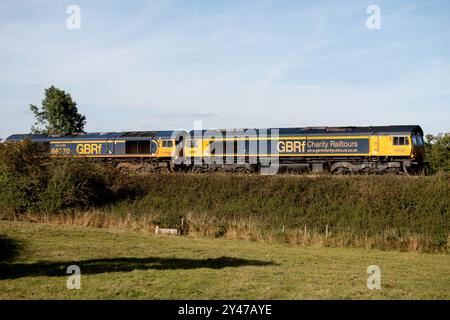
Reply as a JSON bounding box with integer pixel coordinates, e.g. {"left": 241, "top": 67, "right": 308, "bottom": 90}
{"left": 0, "top": 141, "right": 448, "bottom": 251}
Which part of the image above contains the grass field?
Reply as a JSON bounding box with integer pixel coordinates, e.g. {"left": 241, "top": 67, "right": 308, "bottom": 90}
{"left": 0, "top": 220, "right": 448, "bottom": 299}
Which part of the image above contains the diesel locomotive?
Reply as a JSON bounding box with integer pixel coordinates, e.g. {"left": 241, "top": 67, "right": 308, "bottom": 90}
{"left": 5, "top": 125, "right": 426, "bottom": 174}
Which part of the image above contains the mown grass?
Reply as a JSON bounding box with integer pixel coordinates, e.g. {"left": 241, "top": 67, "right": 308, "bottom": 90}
{"left": 0, "top": 220, "right": 449, "bottom": 299}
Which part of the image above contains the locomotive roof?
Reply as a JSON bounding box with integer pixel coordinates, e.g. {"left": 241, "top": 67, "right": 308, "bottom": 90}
{"left": 6, "top": 130, "right": 178, "bottom": 142}
{"left": 190, "top": 125, "right": 423, "bottom": 137}
{"left": 6, "top": 125, "right": 423, "bottom": 142}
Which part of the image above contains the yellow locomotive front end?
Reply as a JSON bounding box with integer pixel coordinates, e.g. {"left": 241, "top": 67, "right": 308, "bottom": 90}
{"left": 374, "top": 126, "right": 425, "bottom": 173}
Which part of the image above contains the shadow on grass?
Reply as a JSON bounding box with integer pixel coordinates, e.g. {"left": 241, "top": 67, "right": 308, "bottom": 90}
{"left": 0, "top": 235, "right": 24, "bottom": 262}
{"left": 0, "top": 256, "right": 276, "bottom": 280}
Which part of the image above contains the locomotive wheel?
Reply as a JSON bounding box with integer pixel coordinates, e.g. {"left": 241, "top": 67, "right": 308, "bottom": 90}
{"left": 333, "top": 167, "right": 351, "bottom": 175}
{"left": 359, "top": 167, "right": 373, "bottom": 175}
{"left": 384, "top": 167, "right": 402, "bottom": 175}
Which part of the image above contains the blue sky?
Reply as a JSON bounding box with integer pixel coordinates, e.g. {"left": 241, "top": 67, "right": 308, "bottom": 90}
{"left": 1, "top": 0, "right": 449, "bottom": 140}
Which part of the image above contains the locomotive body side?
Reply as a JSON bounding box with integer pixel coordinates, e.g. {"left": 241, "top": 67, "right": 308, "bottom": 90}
{"left": 185, "top": 125, "right": 425, "bottom": 173}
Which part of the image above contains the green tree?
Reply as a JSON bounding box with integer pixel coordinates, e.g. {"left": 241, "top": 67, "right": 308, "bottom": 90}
{"left": 30, "top": 85, "right": 86, "bottom": 134}
{"left": 425, "top": 133, "right": 450, "bottom": 173}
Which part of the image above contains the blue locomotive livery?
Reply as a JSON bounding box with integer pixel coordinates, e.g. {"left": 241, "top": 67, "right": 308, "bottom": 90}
{"left": 276, "top": 138, "right": 370, "bottom": 155}
{"left": 51, "top": 141, "right": 109, "bottom": 156}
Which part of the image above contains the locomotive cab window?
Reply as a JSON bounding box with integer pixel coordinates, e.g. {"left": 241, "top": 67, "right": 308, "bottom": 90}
{"left": 417, "top": 135, "right": 424, "bottom": 146}
{"left": 412, "top": 135, "right": 424, "bottom": 146}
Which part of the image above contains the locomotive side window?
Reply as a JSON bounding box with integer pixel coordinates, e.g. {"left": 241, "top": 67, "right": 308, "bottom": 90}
{"left": 162, "top": 140, "right": 173, "bottom": 148}
{"left": 138, "top": 141, "right": 150, "bottom": 153}
{"left": 126, "top": 141, "right": 138, "bottom": 154}
{"left": 126, "top": 140, "right": 150, "bottom": 154}
{"left": 393, "top": 136, "right": 409, "bottom": 146}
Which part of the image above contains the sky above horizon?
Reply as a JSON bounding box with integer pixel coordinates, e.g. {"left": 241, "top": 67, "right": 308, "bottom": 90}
{"left": 1, "top": 0, "right": 450, "bottom": 140}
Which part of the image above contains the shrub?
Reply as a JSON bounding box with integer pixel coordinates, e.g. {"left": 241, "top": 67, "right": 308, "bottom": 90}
{"left": 38, "top": 158, "right": 115, "bottom": 213}
{"left": 0, "top": 141, "right": 118, "bottom": 214}
{"left": 0, "top": 141, "right": 49, "bottom": 214}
